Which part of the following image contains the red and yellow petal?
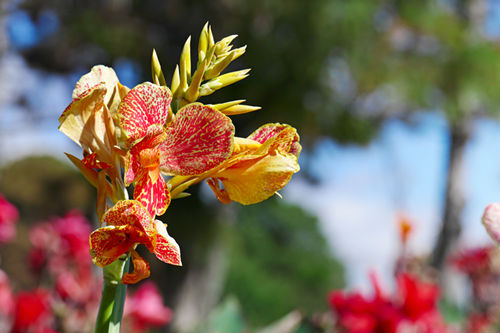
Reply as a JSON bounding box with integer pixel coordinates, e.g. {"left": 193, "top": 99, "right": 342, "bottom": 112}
{"left": 211, "top": 152, "right": 300, "bottom": 205}
{"left": 117, "top": 83, "right": 172, "bottom": 145}
{"left": 133, "top": 174, "right": 171, "bottom": 218}
{"left": 89, "top": 225, "right": 136, "bottom": 267}
{"left": 250, "top": 123, "right": 301, "bottom": 157}
{"left": 124, "top": 152, "right": 140, "bottom": 185}
{"left": 206, "top": 178, "right": 231, "bottom": 204}
{"left": 159, "top": 103, "right": 234, "bottom": 175}
{"left": 102, "top": 200, "right": 156, "bottom": 248}
{"left": 82, "top": 152, "right": 111, "bottom": 170}
{"left": 122, "top": 249, "right": 151, "bottom": 284}
{"left": 153, "top": 220, "right": 181, "bottom": 266}
{"left": 248, "top": 123, "right": 290, "bottom": 144}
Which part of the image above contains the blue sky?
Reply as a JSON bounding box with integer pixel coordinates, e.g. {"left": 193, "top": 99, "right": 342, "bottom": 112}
{"left": 285, "top": 113, "right": 500, "bottom": 288}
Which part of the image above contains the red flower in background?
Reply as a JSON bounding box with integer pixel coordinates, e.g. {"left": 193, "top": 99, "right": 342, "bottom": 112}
{"left": 329, "top": 272, "right": 449, "bottom": 333}
{"left": 12, "top": 289, "right": 53, "bottom": 333}
{"left": 124, "top": 282, "right": 172, "bottom": 332}
{"left": 0, "top": 195, "right": 19, "bottom": 243}
{"left": 451, "top": 246, "right": 493, "bottom": 276}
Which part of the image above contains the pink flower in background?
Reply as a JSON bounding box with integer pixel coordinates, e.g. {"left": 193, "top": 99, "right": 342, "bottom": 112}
{"left": 0, "top": 270, "right": 14, "bottom": 327}
{"left": 0, "top": 195, "right": 19, "bottom": 243}
{"left": 52, "top": 211, "right": 92, "bottom": 262}
{"left": 29, "top": 211, "right": 92, "bottom": 277}
{"left": 124, "top": 281, "right": 172, "bottom": 332}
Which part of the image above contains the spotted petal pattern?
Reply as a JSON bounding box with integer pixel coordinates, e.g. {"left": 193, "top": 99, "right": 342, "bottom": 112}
{"left": 74, "top": 65, "right": 118, "bottom": 100}
{"left": 89, "top": 225, "right": 139, "bottom": 267}
{"left": 160, "top": 103, "right": 234, "bottom": 175}
{"left": 102, "top": 200, "right": 156, "bottom": 248}
{"left": 82, "top": 152, "right": 111, "bottom": 170}
{"left": 153, "top": 220, "right": 181, "bottom": 266}
{"left": 249, "top": 123, "right": 301, "bottom": 157}
{"left": 133, "top": 175, "right": 171, "bottom": 218}
{"left": 118, "top": 83, "right": 172, "bottom": 145}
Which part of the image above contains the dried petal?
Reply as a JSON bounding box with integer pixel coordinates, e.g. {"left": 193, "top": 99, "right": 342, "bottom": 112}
{"left": 58, "top": 84, "right": 107, "bottom": 150}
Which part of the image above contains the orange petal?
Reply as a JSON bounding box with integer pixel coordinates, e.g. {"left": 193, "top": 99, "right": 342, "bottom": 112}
{"left": 122, "top": 249, "right": 151, "bottom": 284}
{"left": 117, "top": 83, "right": 171, "bottom": 145}
{"left": 89, "top": 225, "right": 136, "bottom": 267}
{"left": 102, "top": 200, "right": 156, "bottom": 249}
{"left": 206, "top": 178, "right": 231, "bottom": 204}
{"left": 153, "top": 220, "right": 181, "bottom": 266}
{"left": 159, "top": 103, "right": 234, "bottom": 175}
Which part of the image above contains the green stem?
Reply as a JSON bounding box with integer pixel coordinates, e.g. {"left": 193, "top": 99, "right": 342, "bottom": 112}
{"left": 94, "top": 254, "right": 130, "bottom": 333}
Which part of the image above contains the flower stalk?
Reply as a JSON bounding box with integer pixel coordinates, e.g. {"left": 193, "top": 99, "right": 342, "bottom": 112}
{"left": 95, "top": 255, "right": 130, "bottom": 333}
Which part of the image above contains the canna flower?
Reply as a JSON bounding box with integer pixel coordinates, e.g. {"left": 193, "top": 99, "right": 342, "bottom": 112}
{"left": 205, "top": 123, "right": 301, "bottom": 205}
{"left": 118, "top": 82, "right": 234, "bottom": 217}
{"left": 89, "top": 200, "right": 181, "bottom": 284}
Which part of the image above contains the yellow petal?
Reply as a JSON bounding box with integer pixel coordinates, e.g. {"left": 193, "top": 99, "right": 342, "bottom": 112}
{"left": 212, "top": 152, "right": 299, "bottom": 205}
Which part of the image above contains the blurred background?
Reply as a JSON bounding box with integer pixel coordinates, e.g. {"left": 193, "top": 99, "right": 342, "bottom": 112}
{"left": 2, "top": 0, "right": 500, "bottom": 331}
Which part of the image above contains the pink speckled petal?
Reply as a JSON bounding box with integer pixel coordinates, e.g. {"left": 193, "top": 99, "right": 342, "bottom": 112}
{"left": 117, "top": 82, "right": 172, "bottom": 145}
{"left": 154, "top": 220, "right": 181, "bottom": 266}
{"left": 133, "top": 175, "right": 171, "bottom": 218}
{"left": 159, "top": 103, "right": 234, "bottom": 175}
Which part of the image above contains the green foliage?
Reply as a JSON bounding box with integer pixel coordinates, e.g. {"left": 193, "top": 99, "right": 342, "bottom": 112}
{"left": 223, "top": 198, "right": 345, "bottom": 327}
{"left": 193, "top": 297, "right": 246, "bottom": 333}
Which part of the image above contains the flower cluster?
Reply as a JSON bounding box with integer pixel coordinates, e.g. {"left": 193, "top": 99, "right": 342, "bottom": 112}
{"left": 329, "top": 272, "right": 450, "bottom": 333}
{"left": 58, "top": 24, "right": 301, "bottom": 283}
